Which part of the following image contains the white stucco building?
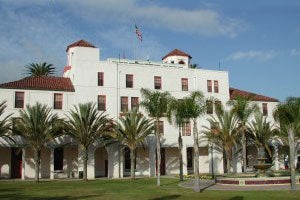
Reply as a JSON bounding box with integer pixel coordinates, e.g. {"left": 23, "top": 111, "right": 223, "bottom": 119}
{"left": 0, "top": 40, "right": 287, "bottom": 180}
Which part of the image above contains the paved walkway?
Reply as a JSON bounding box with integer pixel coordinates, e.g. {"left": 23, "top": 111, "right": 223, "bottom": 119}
{"left": 179, "top": 179, "right": 300, "bottom": 191}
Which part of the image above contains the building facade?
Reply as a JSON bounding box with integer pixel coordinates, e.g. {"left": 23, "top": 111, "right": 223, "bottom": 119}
{"left": 0, "top": 40, "right": 285, "bottom": 180}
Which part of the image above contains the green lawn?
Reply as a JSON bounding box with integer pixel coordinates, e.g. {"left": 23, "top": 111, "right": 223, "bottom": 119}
{"left": 0, "top": 178, "right": 299, "bottom": 200}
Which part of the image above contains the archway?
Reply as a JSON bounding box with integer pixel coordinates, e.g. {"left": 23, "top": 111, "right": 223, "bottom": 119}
{"left": 94, "top": 147, "right": 108, "bottom": 178}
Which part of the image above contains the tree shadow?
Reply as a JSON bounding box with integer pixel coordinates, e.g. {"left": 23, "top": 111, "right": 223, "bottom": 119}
{"left": 229, "top": 197, "right": 243, "bottom": 200}
{"left": 148, "top": 195, "right": 181, "bottom": 200}
{"left": 0, "top": 188, "right": 101, "bottom": 200}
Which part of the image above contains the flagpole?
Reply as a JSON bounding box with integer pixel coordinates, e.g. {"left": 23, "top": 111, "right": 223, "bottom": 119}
{"left": 134, "top": 35, "right": 136, "bottom": 60}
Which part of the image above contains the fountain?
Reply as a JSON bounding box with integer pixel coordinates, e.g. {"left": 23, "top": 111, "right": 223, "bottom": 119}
{"left": 253, "top": 147, "right": 273, "bottom": 177}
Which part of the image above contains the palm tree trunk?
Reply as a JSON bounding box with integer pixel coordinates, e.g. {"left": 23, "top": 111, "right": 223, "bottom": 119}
{"left": 288, "top": 129, "right": 296, "bottom": 190}
{"left": 192, "top": 119, "right": 200, "bottom": 192}
{"left": 241, "top": 127, "right": 247, "bottom": 172}
{"left": 156, "top": 118, "right": 161, "bottom": 186}
{"left": 130, "top": 148, "right": 135, "bottom": 179}
{"left": 34, "top": 148, "right": 41, "bottom": 183}
{"left": 82, "top": 146, "right": 88, "bottom": 181}
{"left": 226, "top": 152, "right": 231, "bottom": 175}
{"left": 178, "top": 125, "right": 183, "bottom": 181}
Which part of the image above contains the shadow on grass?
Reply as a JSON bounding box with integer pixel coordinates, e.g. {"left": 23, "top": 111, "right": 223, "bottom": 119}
{"left": 148, "top": 194, "right": 181, "bottom": 200}
{"left": 229, "top": 197, "right": 243, "bottom": 200}
{"left": 0, "top": 188, "right": 100, "bottom": 200}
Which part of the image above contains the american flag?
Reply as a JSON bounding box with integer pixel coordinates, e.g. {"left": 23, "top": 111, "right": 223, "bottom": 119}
{"left": 135, "top": 24, "right": 142, "bottom": 42}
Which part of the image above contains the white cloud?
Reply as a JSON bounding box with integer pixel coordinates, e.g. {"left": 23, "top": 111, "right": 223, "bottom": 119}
{"left": 64, "top": 0, "right": 245, "bottom": 38}
{"left": 227, "top": 50, "right": 277, "bottom": 62}
{"left": 98, "top": 26, "right": 166, "bottom": 60}
{"left": 0, "top": 0, "right": 246, "bottom": 83}
{"left": 290, "top": 49, "right": 300, "bottom": 56}
{"left": 0, "top": 2, "right": 78, "bottom": 82}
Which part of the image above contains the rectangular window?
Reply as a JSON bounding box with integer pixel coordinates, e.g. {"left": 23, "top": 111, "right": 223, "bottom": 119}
{"left": 54, "top": 147, "right": 63, "bottom": 171}
{"left": 121, "top": 97, "right": 128, "bottom": 112}
{"left": 182, "top": 122, "right": 191, "bottom": 136}
{"left": 214, "top": 80, "right": 219, "bottom": 93}
{"left": 15, "top": 92, "right": 24, "bottom": 108}
{"left": 215, "top": 100, "right": 221, "bottom": 113}
{"left": 131, "top": 97, "right": 139, "bottom": 111}
{"left": 181, "top": 78, "right": 188, "bottom": 91}
{"left": 98, "top": 72, "right": 104, "bottom": 86}
{"left": 155, "top": 121, "right": 164, "bottom": 135}
{"left": 262, "top": 103, "right": 268, "bottom": 116}
{"left": 206, "top": 100, "right": 213, "bottom": 114}
{"left": 126, "top": 74, "right": 133, "bottom": 88}
{"left": 54, "top": 93, "right": 63, "bottom": 109}
{"left": 98, "top": 95, "right": 106, "bottom": 111}
{"left": 207, "top": 80, "right": 212, "bottom": 92}
{"left": 154, "top": 76, "right": 162, "bottom": 90}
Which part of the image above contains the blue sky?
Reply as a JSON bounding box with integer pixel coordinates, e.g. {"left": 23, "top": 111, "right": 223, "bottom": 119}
{"left": 0, "top": 0, "right": 299, "bottom": 101}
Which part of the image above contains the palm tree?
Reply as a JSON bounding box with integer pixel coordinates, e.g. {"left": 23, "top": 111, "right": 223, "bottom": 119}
{"left": 0, "top": 101, "right": 12, "bottom": 140}
{"left": 167, "top": 98, "right": 187, "bottom": 181}
{"left": 190, "top": 64, "right": 198, "bottom": 69}
{"left": 203, "top": 107, "right": 240, "bottom": 174}
{"left": 114, "top": 110, "right": 154, "bottom": 179}
{"left": 65, "top": 102, "right": 112, "bottom": 181}
{"left": 247, "top": 113, "right": 277, "bottom": 159}
{"left": 181, "top": 91, "right": 206, "bottom": 192}
{"left": 228, "top": 96, "right": 258, "bottom": 172}
{"left": 13, "top": 103, "right": 63, "bottom": 182}
{"left": 274, "top": 97, "right": 300, "bottom": 190}
{"left": 140, "top": 88, "right": 172, "bottom": 186}
{"left": 25, "top": 62, "right": 56, "bottom": 77}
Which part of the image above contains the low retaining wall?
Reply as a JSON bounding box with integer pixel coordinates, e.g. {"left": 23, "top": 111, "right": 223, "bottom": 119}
{"left": 217, "top": 176, "right": 300, "bottom": 186}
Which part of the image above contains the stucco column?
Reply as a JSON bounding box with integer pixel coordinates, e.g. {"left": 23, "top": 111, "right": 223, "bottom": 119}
{"left": 106, "top": 143, "right": 120, "bottom": 178}
{"left": 21, "top": 147, "right": 26, "bottom": 180}
{"left": 274, "top": 144, "right": 279, "bottom": 170}
{"left": 50, "top": 148, "right": 54, "bottom": 179}
{"left": 182, "top": 144, "right": 188, "bottom": 175}
{"left": 148, "top": 136, "right": 156, "bottom": 177}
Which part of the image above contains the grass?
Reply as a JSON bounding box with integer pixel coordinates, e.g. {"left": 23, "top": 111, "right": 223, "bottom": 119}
{"left": 0, "top": 178, "right": 299, "bottom": 200}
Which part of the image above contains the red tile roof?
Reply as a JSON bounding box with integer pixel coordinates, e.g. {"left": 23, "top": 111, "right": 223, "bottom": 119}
{"left": 66, "top": 40, "right": 96, "bottom": 52}
{"left": 162, "top": 49, "right": 192, "bottom": 60}
{"left": 0, "top": 76, "right": 75, "bottom": 92}
{"left": 229, "top": 88, "right": 278, "bottom": 102}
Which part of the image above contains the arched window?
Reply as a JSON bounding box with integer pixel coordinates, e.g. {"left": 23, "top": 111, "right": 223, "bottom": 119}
{"left": 179, "top": 60, "right": 185, "bottom": 65}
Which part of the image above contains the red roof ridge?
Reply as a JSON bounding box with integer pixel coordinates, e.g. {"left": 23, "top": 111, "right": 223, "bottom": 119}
{"left": 229, "top": 87, "right": 278, "bottom": 102}
{"left": 162, "top": 49, "right": 192, "bottom": 60}
{"left": 66, "top": 40, "right": 96, "bottom": 52}
{"left": 0, "top": 76, "right": 75, "bottom": 92}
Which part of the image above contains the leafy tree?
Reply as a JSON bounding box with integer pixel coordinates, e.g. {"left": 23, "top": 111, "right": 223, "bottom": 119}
{"left": 247, "top": 113, "right": 277, "bottom": 158}
{"left": 140, "top": 88, "right": 172, "bottom": 186}
{"left": 114, "top": 110, "right": 154, "bottom": 179}
{"left": 13, "top": 103, "right": 63, "bottom": 182}
{"left": 274, "top": 97, "right": 300, "bottom": 190}
{"left": 227, "top": 96, "right": 258, "bottom": 172}
{"left": 203, "top": 107, "right": 240, "bottom": 174}
{"left": 25, "top": 62, "right": 56, "bottom": 77}
{"left": 65, "top": 102, "right": 112, "bottom": 181}
{"left": 0, "top": 101, "right": 12, "bottom": 140}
